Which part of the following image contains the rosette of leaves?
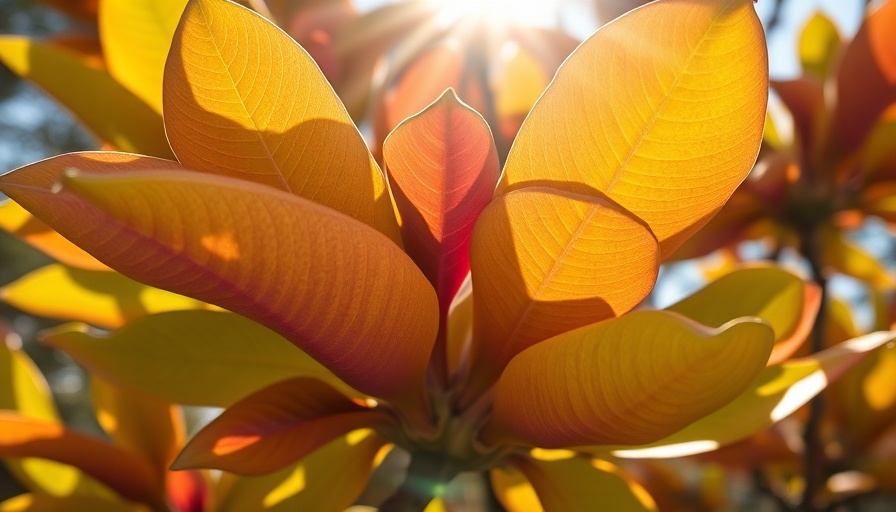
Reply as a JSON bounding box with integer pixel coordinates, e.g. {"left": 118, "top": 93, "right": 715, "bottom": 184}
{"left": 1, "top": 0, "right": 895, "bottom": 511}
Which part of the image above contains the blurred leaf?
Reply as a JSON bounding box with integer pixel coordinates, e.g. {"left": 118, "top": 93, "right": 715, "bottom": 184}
{"left": 1, "top": 264, "right": 213, "bottom": 328}
{"left": 42, "top": 310, "right": 357, "bottom": 407}
{"left": 0, "top": 37, "right": 173, "bottom": 158}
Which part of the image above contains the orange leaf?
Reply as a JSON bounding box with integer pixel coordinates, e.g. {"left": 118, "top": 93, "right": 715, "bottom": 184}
{"left": 0, "top": 202, "right": 107, "bottom": 271}
{"left": 771, "top": 78, "right": 825, "bottom": 160}
{"left": 0, "top": 163, "right": 438, "bottom": 410}
{"left": 172, "top": 378, "right": 387, "bottom": 475}
{"left": 831, "top": 0, "right": 896, "bottom": 152}
{"left": 91, "top": 377, "right": 183, "bottom": 476}
{"left": 482, "top": 311, "right": 773, "bottom": 447}
{"left": 384, "top": 90, "right": 499, "bottom": 313}
{"left": 497, "top": 0, "right": 768, "bottom": 258}
{"left": 0, "top": 412, "right": 161, "bottom": 504}
{"left": 464, "top": 187, "right": 658, "bottom": 399}
{"left": 163, "top": 0, "right": 400, "bottom": 243}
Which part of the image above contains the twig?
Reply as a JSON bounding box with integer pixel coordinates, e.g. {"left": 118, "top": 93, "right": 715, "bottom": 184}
{"left": 799, "top": 226, "right": 829, "bottom": 512}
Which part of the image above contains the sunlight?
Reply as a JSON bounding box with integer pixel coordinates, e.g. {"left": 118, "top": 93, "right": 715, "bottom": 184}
{"left": 427, "top": 0, "right": 565, "bottom": 28}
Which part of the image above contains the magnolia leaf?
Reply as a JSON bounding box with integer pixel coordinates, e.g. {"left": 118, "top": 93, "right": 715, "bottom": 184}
{"left": 0, "top": 202, "right": 107, "bottom": 271}
{"left": 491, "top": 452, "right": 657, "bottom": 512}
{"left": 0, "top": 494, "right": 135, "bottom": 512}
{"left": 830, "top": 340, "right": 896, "bottom": 448}
{"left": 497, "top": 0, "right": 768, "bottom": 258}
{"left": 163, "top": 0, "right": 400, "bottom": 243}
{"left": 214, "top": 431, "right": 388, "bottom": 512}
{"left": 466, "top": 187, "right": 659, "bottom": 398}
{"left": 831, "top": 0, "right": 896, "bottom": 152}
{"left": 173, "top": 378, "right": 387, "bottom": 475}
{"left": 771, "top": 79, "right": 825, "bottom": 159}
{"left": 0, "top": 343, "right": 101, "bottom": 497}
{"left": 0, "top": 166, "right": 439, "bottom": 413}
{"left": 666, "top": 266, "right": 820, "bottom": 365}
{"left": 384, "top": 89, "right": 499, "bottom": 315}
{"left": 799, "top": 11, "right": 841, "bottom": 79}
{"left": 91, "top": 377, "right": 182, "bottom": 475}
{"left": 99, "top": 0, "right": 187, "bottom": 113}
{"left": 0, "top": 38, "right": 172, "bottom": 158}
{"left": 821, "top": 228, "right": 896, "bottom": 289}
{"left": 0, "top": 412, "right": 162, "bottom": 504}
{"left": 610, "top": 331, "right": 896, "bottom": 458}
{"left": 1, "top": 264, "right": 213, "bottom": 328}
{"left": 483, "top": 311, "right": 773, "bottom": 448}
{"left": 41, "top": 310, "right": 357, "bottom": 407}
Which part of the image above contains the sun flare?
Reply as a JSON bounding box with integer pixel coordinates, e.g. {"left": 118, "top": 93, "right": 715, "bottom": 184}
{"left": 427, "top": 0, "right": 566, "bottom": 28}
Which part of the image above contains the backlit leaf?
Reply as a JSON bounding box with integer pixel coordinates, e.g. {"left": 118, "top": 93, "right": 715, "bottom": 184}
{"left": 91, "top": 377, "right": 182, "bottom": 475}
{"left": 0, "top": 167, "right": 438, "bottom": 410}
{"left": 0, "top": 38, "right": 172, "bottom": 158}
{"left": 41, "top": 310, "right": 357, "bottom": 407}
{"left": 0, "top": 202, "right": 107, "bottom": 271}
{"left": 465, "top": 187, "right": 659, "bottom": 397}
{"left": 384, "top": 89, "right": 499, "bottom": 313}
{"left": 100, "top": 0, "right": 188, "bottom": 113}
{"left": 831, "top": 0, "right": 896, "bottom": 152}
{"left": 163, "top": 0, "right": 400, "bottom": 243}
{"left": 214, "top": 431, "right": 388, "bottom": 512}
{"left": 0, "top": 342, "right": 100, "bottom": 497}
{"left": 0, "top": 412, "right": 161, "bottom": 504}
{"left": 610, "top": 331, "right": 896, "bottom": 458}
{"left": 491, "top": 452, "right": 657, "bottom": 512}
{"left": 173, "top": 378, "right": 388, "bottom": 475}
{"left": 0, "top": 494, "right": 134, "bottom": 512}
{"left": 666, "top": 266, "right": 820, "bottom": 365}
{"left": 497, "top": 0, "right": 768, "bottom": 257}
{"left": 821, "top": 228, "right": 896, "bottom": 288}
{"left": 1, "top": 264, "right": 212, "bottom": 328}
{"left": 483, "top": 311, "right": 773, "bottom": 448}
{"left": 799, "top": 11, "right": 841, "bottom": 79}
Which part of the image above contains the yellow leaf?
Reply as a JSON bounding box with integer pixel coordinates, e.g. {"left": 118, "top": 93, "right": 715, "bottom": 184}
{"left": 91, "top": 377, "right": 182, "bottom": 475}
{"left": 821, "top": 228, "right": 896, "bottom": 288}
{"left": 0, "top": 37, "right": 172, "bottom": 158}
{"left": 0, "top": 202, "right": 107, "bottom": 271}
{"left": 0, "top": 412, "right": 162, "bottom": 504}
{"left": 491, "top": 453, "right": 657, "bottom": 511}
{"left": 497, "top": 0, "right": 768, "bottom": 258}
{"left": 483, "top": 311, "right": 773, "bottom": 448}
{"left": 0, "top": 343, "right": 107, "bottom": 498}
{"left": 215, "top": 431, "right": 387, "bottom": 512}
{"left": 1, "top": 264, "right": 213, "bottom": 328}
{"left": 42, "top": 311, "right": 358, "bottom": 407}
{"left": 465, "top": 187, "right": 659, "bottom": 399}
{"left": 610, "top": 331, "right": 896, "bottom": 458}
{"left": 799, "top": 12, "right": 841, "bottom": 79}
{"left": 0, "top": 494, "right": 137, "bottom": 512}
{"left": 163, "top": 0, "right": 400, "bottom": 243}
{"left": 100, "top": 0, "right": 188, "bottom": 113}
{"left": 666, "top": 265, "right": 820, "bottom": 365}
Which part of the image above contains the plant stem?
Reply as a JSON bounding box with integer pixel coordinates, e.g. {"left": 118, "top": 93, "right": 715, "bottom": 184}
{"left": 800, "top": 226, "right": 829, "bottom": 512}
{"left": 379, "top": 452, "right": 458, "bottom": 512}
